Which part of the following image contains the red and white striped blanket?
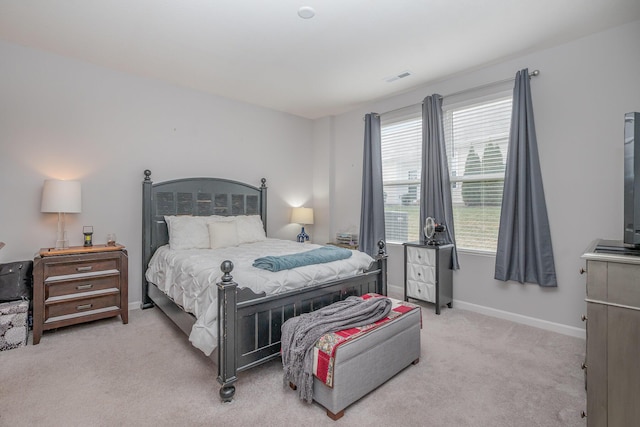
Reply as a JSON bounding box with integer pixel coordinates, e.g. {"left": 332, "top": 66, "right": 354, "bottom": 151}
{"left": 312, "top": 294, "right": 421, "bottom": 387}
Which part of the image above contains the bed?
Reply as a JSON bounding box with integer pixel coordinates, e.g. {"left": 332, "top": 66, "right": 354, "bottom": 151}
{"left": 140, "top": 170, "right": 388, "bottom": 402}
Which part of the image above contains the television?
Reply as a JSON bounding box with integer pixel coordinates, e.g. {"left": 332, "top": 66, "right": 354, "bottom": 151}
{"left": 624, "top": 112, "right": 640, "bottom": 247}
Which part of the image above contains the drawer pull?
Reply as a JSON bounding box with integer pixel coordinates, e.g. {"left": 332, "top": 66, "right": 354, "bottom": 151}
{"left": 581, "top": 411, "right": 586, "bottom": 418}
{"left": 581, "top": 363, "right": 587, "bottom": 370}
{"left": 76, "top": 284, "right": 93, "bottom": 290}
{"left": 76, "top": 266, "right": 93, "bottom": 272}
{"left": 417, "top": 272, "right": 421, "bottom": 277}
{"left": 581, "top": 314, "right": 587, "bottom": 322}
{"left": 76, "top": 304, "right": 93, "bottom": 311}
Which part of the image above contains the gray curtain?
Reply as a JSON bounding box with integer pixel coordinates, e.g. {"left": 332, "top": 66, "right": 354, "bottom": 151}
{"left": 495, "top": 69, "right": 557, "bottom": 286}
{"left": 420, "top": 95, "right": 459, "bottom": 269}
{"left": 359, "top": 113, "right": 386, "bottom": 257}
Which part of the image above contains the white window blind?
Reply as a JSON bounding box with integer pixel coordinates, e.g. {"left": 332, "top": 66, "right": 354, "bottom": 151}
{"left": 444, "top": 94, "right": 512, "bottom": 252}
{"left": 380, "top": 105, "right": 422, "bottom": 243}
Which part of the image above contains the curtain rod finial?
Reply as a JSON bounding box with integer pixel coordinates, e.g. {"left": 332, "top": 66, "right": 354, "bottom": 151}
{"left": 529, "top": 69, "right": 540, "bottom": 77}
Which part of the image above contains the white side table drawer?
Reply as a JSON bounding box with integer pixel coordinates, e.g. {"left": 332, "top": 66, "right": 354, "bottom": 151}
{"left": 407, "top": 279, "right": 435, "bottom": 302}
{"left": 406, "top": 263, "right": 435, "bottom": 285}
{"left": 406, "top": 246, "right": 435, "bottom": 266}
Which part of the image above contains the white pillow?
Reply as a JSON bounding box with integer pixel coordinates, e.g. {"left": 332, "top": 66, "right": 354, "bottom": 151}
{"left": 207, "top": 215, "right": 235, "bottom": 223}
{"left": 236, "top": 215, "right": 267, "bottom": 244}
{"left": 164, "top": 215, "right": 210, "bottom": 250}
{"left": 208, "top": 221, "right": 239, "bottom": 249}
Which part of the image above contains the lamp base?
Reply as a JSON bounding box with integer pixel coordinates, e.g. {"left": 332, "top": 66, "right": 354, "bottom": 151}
{"left": 54, "top": 237, "right": 69, "bottom": 250}
{"left": 54, "top": 223, "right": 69, "bottom": 250}
{"left": 297, "top": 227, "right": 310, "bottom": 243}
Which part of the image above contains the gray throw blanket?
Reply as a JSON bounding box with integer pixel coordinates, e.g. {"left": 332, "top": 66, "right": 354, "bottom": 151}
{"left": 281, "top": 296, "right": 392, "bottom": 403}
{"left": 253, "top": 246, "right": 352, "bottom": 272}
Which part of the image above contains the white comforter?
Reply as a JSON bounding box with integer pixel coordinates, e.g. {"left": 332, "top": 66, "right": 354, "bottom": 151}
{"left": 145, "top": 239, "right": 375, "bottom": 355}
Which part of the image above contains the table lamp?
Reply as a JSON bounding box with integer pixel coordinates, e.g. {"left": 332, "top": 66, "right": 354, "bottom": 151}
{"left": 291, "top": 207, "right": 314, "bottom": 243}
{"left": 41, "top": 179, "right": 82, "bottom": 250}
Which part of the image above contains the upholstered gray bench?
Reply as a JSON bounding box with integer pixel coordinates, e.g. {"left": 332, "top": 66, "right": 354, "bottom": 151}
{"left": 290, "top": 298, "right": 421, "bottom": 420}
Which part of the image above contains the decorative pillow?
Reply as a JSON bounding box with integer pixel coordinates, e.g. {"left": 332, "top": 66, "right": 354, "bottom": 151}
{"left": 236, "top": 215, "right": 267, "bottom": 244}
{"left": 164, "top": 216, "right": 210, "bottom": 250}
{"left": 208, "top": 221, "right": 239, "bottom": 249}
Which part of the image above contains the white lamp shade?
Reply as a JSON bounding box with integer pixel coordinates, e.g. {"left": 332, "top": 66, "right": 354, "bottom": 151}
{"left": 41, "top": 180, "right": 82, "bottom": 213}
{"left": 291, "top": 207, "right": 314, "bottom": 225}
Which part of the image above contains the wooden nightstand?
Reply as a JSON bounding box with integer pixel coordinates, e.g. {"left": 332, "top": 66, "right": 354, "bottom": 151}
{"left": 32, "top": 244, "right": 128, "bottom": 344}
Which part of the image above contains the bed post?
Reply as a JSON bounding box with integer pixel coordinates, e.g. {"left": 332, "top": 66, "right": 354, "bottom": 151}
{"left": 259, "top": 178, "right": 267, "bottom": 232}
{"left": 141, "top": 170, "right": 155, "bottom": 309}
{"left": 217, "top": 260, "right": 238, "bottom": 402}
{"left": 377, "top": 240, "right": 388, "bottom": 296}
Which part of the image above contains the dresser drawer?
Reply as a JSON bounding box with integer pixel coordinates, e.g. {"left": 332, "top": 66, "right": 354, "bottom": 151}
{"left": 45, "top": 292, "right": 120, "bottom": 321}
{"left": 46, "top": 274, "right": 120, "bottom": 300}
{"left": 407, "top": 280, "right": 435, "bottom": 302}
{"left": 407, "top": 263, "right": 435, "bottom": 285}
{"left": 406, "top": 246, "right": 435, "bottom": 266}
{"left": 44, "top": 258, "right": 119, "bottom": 279}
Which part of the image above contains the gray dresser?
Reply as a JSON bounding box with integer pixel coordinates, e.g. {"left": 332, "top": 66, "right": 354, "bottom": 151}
{"left": 403, "top": 241, "right": 453, "bottom": 314}
{"left": 581, "top": 240, "right": 640, "bottom": 425}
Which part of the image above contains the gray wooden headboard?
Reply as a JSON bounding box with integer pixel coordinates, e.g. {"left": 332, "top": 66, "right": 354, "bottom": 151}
{"left": 141, "top": 169, "right": 267, "bottom": 307}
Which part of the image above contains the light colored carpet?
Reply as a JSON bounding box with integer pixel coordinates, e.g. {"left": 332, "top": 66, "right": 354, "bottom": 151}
{"left": 0, "top": 300, "right": 586, "bottom": 427}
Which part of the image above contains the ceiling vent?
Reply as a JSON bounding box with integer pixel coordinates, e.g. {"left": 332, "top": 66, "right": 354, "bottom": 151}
{"left": 384, "top": 70, "right": 413, "bottom": 83}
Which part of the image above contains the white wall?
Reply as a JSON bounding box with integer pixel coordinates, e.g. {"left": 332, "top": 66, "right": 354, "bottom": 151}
{"left": 0, "top": 41, "right": 314, "bottom": 305}
{"left": 321, "top": 20, "right": 640, "bottom": 334}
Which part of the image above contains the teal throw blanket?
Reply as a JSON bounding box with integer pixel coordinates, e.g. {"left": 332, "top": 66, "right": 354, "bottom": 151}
{"left": 253, "top": 246, "right": 352, "bottom": 272}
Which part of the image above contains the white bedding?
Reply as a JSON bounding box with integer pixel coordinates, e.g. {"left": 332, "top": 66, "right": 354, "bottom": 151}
{"left": 145, "top": 238, "right": 376, "bottom": 355}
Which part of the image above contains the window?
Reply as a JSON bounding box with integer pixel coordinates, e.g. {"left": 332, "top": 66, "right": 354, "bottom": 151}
{"left": 380, "top": 105, "right": 422, "bottom": 243}
{"left": 444, "top": 93, "right": 512, "bottom": 252}
{"left": 380, "top": 91, "right": 512, "bottom": 251}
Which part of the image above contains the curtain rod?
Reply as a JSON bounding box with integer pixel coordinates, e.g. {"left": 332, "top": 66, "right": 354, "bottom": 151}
{"left": 368, "top": 69, "right": 540, "bottom": 119}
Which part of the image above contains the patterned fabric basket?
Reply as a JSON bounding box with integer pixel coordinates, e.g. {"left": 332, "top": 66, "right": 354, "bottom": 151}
{"left": 0, "top": 300, "right": 29, "bottom": 350}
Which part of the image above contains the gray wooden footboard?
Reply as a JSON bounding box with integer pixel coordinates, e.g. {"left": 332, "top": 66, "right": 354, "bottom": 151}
{"left": 216, "top": 245, "right": 387, "bottom": 401}
{"left": 140, "top": 170, "right": 387, "bottom": 402}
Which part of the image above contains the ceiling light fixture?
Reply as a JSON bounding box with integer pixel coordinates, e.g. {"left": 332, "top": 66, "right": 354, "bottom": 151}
{"left": 298, "top": 6, "right": 316, "bottom": 19}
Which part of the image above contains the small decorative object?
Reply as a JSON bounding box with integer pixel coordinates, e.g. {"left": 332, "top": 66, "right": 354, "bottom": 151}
{"left": 336, "top": 232, "right": 359, "bottom": 246}
{"left": 83, "top": 226, "right": 93, "bottom": 246}
{"left": 106, "top": 233, "right": 116, "bottom": 246}
{"left": 291, "top": 207, "right": 314, "bottom": 243}
{"left": 424, "top": 217, "right": 446, "bottom": 246}
{"left": 40, "top": 179, "right": 82, "bottom": 250}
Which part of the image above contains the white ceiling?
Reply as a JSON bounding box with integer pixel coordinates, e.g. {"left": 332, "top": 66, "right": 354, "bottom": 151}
{"left": 1, "top": 1, "right": 639, "bottom": 119}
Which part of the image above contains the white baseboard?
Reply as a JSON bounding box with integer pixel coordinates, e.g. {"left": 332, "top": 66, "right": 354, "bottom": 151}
{"left": 387, "top": 284, "right": 585, "bottom": 340}
{"left": 128, "top": 300, "right": 142, "bottom": 311}
{"left": 454, "top": 300, "right": 585, "bottom": 339}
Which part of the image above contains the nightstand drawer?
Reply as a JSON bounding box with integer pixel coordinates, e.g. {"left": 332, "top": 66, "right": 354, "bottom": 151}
{"left": 406, "top": 246, "right": 435, "bottom": 266}
{"left": 46, "top": 274, "right": 120, "bottom": 299}
{"left": 44, "top": 258, "right": 119, "bottom": 278}
{"left": 406, "top": 263, "right": 435, "bottom": 285}
{"left": 45, "top": 292, "right": 120, "bottom": 321}
{"left": 407, "top": 280, "right": 435, "bottom": 303}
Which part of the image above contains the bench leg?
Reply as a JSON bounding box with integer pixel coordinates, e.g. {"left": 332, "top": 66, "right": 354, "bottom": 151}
{"left": 327, "top": 409, "right": 345, "bottom": 421}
